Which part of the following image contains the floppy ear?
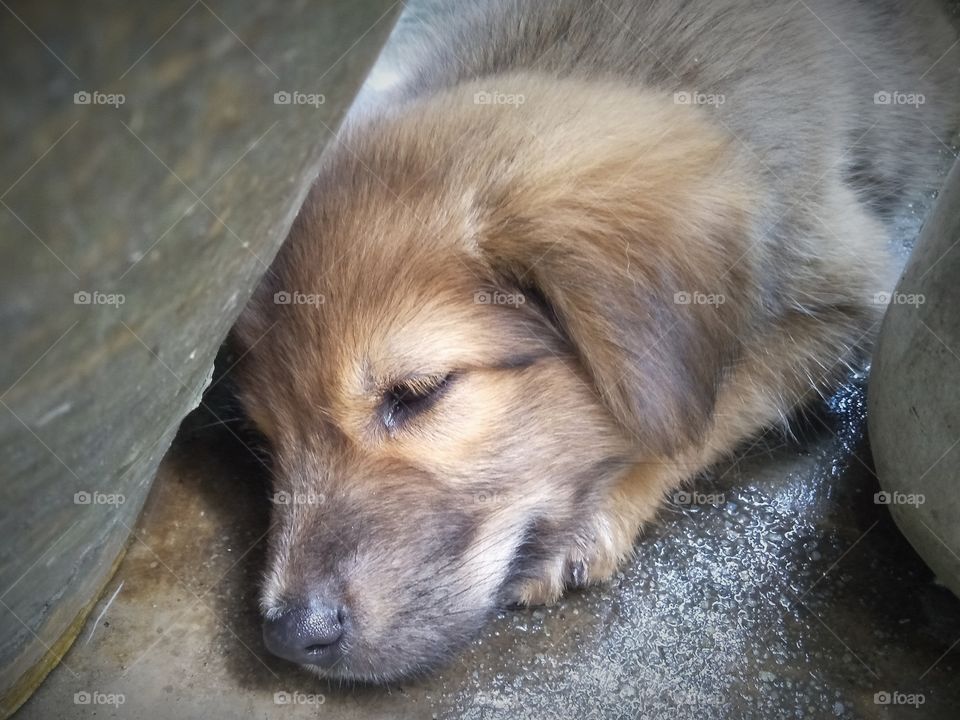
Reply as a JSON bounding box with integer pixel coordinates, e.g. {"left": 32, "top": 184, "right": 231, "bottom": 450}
{"left": 478, "top": 108, "right": 756, "bottom": 457}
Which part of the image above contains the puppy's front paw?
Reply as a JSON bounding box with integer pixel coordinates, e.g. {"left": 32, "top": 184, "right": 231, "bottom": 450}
{"left": 512, "top": 514, "right": 637, "bottom": 606}
{"left": 514, "top": 570, "right": 566, "bottom": 607}
{"left": 562, "top": 521, "right": 634, "bottom": 590}
{"left": 508, "top": 466, "right": 673, "bottom": 607}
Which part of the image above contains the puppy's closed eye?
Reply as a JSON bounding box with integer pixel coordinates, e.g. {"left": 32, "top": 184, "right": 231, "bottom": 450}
{"left": 381, "top": 373, "right": 453, "bottom": 430}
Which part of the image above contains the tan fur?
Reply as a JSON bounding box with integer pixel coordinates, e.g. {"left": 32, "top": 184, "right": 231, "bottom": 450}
{"left": 231, "top": 0, "right": 957, "bottom": 681}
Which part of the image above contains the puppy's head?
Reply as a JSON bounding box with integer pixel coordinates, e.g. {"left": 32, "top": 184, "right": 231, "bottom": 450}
{"left": 232, "top": 78, "right": 753, "bottom": 681}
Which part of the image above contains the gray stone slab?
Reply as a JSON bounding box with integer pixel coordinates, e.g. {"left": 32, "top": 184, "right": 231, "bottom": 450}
{"left": 0, "top": 1, "right": 399, "bottom": 715}
{"left": 870, "top": 158, "right": 960, "bottom": 600}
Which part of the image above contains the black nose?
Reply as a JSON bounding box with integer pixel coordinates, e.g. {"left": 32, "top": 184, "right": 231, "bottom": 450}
{"left": 262, "top": 600, "right": 345, "bottom": 667}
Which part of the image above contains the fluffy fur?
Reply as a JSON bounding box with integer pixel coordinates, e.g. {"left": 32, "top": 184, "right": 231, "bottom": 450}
{"left": 231, "top": 0, "right": 958, "bottom": 681}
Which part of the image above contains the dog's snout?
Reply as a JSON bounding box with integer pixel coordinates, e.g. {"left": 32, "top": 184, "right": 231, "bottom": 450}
{"left": 262, "top": 600, "right": 346, "bottom": 668}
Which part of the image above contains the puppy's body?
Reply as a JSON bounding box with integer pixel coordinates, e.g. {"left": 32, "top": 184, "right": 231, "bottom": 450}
{"left": 376, "top": 0, "right": 954, "bottom": 206}
{"left": 233, "top": 0, "right": 958, "bottom": 681}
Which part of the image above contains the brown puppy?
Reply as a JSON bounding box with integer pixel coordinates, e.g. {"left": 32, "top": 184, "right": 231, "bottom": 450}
{"left": 231, "top": 0, "right": 958, "bottom": 681}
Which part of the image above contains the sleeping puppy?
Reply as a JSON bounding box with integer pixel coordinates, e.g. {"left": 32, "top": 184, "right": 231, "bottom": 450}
{"left": 231, "top": 0, "right": 958, "bottom": 681}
